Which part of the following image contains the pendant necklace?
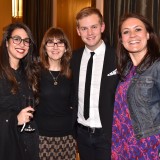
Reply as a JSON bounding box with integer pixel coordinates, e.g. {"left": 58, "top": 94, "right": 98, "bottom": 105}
{"left": 49, "top": 71, "right": 60, "bottom": 85}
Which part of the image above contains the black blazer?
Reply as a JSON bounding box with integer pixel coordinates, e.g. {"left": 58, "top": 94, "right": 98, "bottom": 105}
{"left": 71, "top": 44, "right": 119, "bottom": 142}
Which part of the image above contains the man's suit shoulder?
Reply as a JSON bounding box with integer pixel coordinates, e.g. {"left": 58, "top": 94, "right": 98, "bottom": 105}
{"left": 72, "top": 47, "right": 84, "bottom": 55}
{"left": 105, "top": 44, "right": 116, "bottom": 54}
{"left": 103, "top": 44, "right": 116, "bottom": 65}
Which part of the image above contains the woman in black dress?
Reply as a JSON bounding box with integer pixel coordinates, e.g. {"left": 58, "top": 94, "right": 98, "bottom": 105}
{"left": 0, "top": 22, "right": 39, "bottom": 160}
{"left": 35, "top": 27, "right": 76, "bottom": 160}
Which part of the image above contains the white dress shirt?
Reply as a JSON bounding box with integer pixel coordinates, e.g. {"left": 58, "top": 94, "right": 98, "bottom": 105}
{"left": 78, "top": 41, "right": 106, "bottom": 128}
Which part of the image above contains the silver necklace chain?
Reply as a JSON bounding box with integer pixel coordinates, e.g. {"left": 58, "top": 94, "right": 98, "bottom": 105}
{"left": 49, "top": 71, "right": 60, "bottom": 85}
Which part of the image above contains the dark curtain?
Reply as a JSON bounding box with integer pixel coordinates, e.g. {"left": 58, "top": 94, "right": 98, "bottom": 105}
{"left": 103, "top": 0, "right": 160, "bottom": 47}
{"left": 23, "top": 0, "right": 53, "bottom": 50}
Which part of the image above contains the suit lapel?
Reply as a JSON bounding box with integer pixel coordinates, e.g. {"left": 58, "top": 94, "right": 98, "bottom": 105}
{"left": 99, "top": 45, "right": 116, "bottom": 108}
{"left": 74, "top": 48, "right": 84, "bottom": 101}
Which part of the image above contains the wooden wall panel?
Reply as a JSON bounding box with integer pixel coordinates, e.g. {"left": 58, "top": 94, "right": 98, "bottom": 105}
{"left": 0, "top": 0, "right": 12, "bottom": 43}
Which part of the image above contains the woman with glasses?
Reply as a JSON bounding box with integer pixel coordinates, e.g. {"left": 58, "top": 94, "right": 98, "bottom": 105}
{"left": 35, "top": 27, "right": 76, "bottom": 159}
{"left": 0, "top": 22, "right": 39, "bottom": 160}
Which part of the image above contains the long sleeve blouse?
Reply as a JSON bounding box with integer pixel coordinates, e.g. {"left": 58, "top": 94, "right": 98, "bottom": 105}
{"left": 0, "top": 67, "right": 39, "bottom": 160}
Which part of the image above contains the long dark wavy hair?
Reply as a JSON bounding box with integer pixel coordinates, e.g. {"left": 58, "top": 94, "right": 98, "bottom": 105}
{"left": 39, "top": 27, "right": 72, "bottom": 78}
{"left": 117, "top": 13, "right": 160, "bottom": 80}
{"left": 0, "top": 22, "right": 40, "bottom": 100}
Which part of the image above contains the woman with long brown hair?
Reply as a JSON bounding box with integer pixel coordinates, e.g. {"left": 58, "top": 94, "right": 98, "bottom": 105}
{"left": 35, "top": 27, "right": 76, "bottom": 159}
{"left": 111, "top": 13, "right": 160, "bottom": 159}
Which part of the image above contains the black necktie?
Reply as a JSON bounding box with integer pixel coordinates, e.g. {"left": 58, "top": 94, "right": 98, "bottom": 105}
{"left": 84, "top": 52, "right": 95, "bottom": 120}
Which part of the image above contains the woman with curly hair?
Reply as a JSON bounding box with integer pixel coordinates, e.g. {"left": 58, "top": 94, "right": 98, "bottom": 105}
{"left": 0, "top": 22, "right": 39, "bottom": 160}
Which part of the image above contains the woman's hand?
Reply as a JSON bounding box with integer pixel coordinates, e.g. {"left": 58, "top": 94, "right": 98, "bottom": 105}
{"left": 17, "top": 107, "right": 34, "bottom": 125}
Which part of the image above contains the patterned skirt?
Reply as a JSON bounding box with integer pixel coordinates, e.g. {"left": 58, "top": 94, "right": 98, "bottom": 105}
{"left": 39, "top": 135, "right": 76, "bottom": 160}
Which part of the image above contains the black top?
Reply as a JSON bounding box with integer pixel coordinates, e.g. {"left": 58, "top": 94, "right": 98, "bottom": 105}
{"left": 35, "top": 70, "right": 73, "bottom": 137}
{"left": 0, "top": 67, "right": 39, "bottom": 160}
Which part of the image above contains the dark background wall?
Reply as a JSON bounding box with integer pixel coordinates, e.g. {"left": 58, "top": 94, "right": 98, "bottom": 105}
{"left": 22, "top": 0, "right": 160, "bottom": 50}
{"left": 103, "top": 0, "right": 160, "bottom": 47}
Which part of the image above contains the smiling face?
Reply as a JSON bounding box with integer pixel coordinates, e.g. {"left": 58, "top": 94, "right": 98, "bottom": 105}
{"left": 77, "top": 14, "right": 105, "bottom": 51}
{"left": 121, "top": 18, "right": 149, "bottom": 59}
{"left": 6, "top": 28, "right": 30, "bottom": 67}
{"left": 45, "top": 38, "right": 66, "bottom": 64}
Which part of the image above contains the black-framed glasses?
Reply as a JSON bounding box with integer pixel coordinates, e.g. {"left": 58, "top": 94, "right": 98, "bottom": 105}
{"left": 46, "top": 40, "right": 65, "bottom": 47}
{"left": 10, "top": 36, "right": 31, "bottom": 47}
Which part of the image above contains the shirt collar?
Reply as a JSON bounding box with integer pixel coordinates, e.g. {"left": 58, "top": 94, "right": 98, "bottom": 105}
{"left": 84, "top": 40, "right": 106, "bottom": 56}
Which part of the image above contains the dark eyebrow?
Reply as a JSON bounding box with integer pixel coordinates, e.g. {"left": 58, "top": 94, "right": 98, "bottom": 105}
{"left": 11, "top": 35, "right": 29, "bottom": 39}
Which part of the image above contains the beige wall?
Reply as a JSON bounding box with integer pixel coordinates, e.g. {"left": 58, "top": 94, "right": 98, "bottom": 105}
{"left": 96, "top": 0, "right": 104, "bottom": 15}
{"left": 53, "top": 0, "right": 103, "bottom": 50}
{"left": 0, "top": 0, "right": 12, "bottom": 43}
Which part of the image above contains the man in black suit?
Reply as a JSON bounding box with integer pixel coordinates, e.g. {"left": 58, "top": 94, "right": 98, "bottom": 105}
{"left": 71, "top": 7, "right": 119, "bottom": 160}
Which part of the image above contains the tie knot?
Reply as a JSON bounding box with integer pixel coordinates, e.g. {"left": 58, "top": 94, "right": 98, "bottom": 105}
{"left": 90, "top": 52, "right": 95, "bottom": 57}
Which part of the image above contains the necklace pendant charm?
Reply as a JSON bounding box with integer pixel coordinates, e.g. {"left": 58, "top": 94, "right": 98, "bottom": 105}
{"left": 54, "top": 81, "right": 58, "bottom": 85}
{"left": 49, "top": 70, "right": 60, "bottom": 86}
